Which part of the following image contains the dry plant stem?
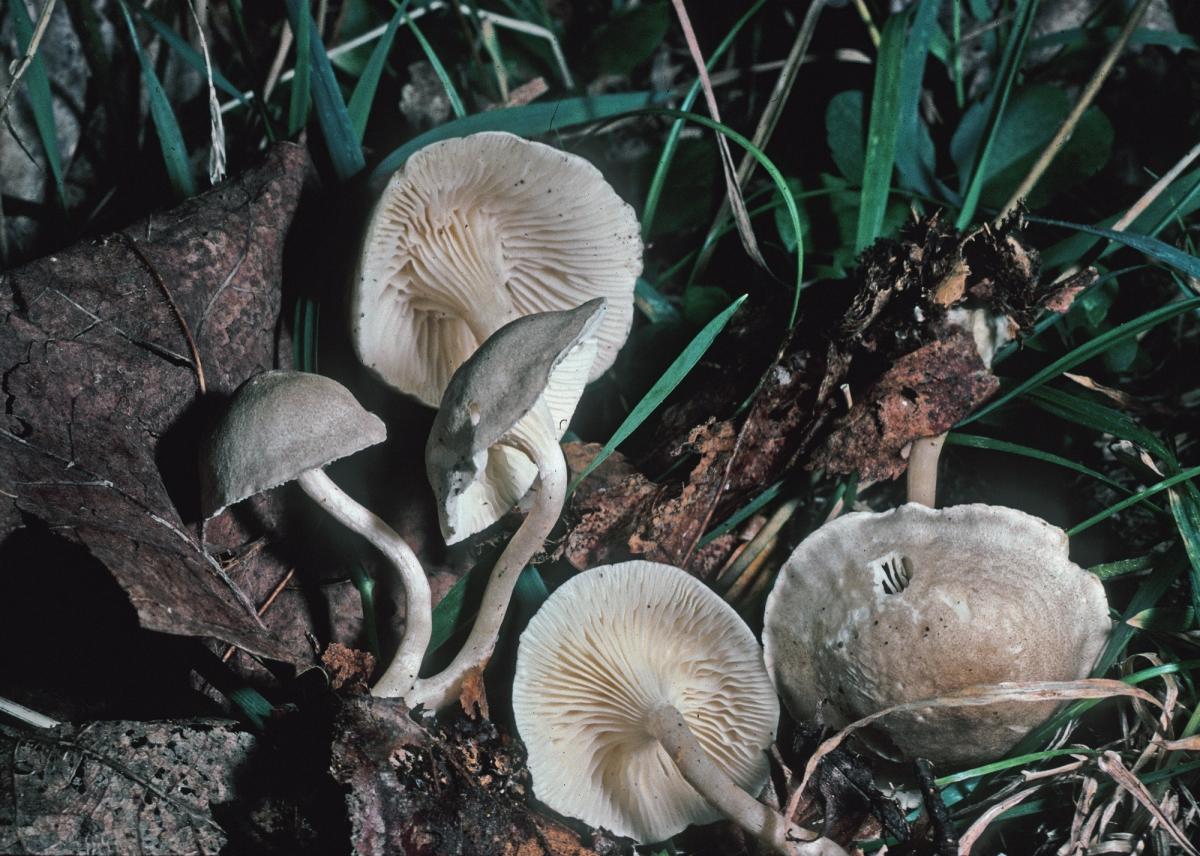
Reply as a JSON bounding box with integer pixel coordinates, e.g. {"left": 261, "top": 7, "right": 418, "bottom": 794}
{"left": 907, "top": 433, "right": 947, "bottom": 507}
{"left": 407, "top": 413, "right": 568, "bottom": 712}
{"left": 645, "top": 705, "right": 848, "bottom": 856}
{"left": 295, "top": 469, "right": 432, "bottom": 699}
{"left": 693, "top": 0, "right": 827, "bottom": 278}
{"left": 1112, "top": 139, "right": 1200, "bottom": 232}
{"left": 996, "top": 0, "right": 1153, "bottom": 222}
{"left": 0, "top": 0, "right": 58, "bottom": 128}
{"left": 0, "top": 695, "right": 60, "bottom": 729}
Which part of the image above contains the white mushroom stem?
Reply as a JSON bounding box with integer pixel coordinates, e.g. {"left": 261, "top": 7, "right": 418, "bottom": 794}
{"left": 645, "top": 706, "right": 849, "bottom": 856}
{"left": 295, "top": 468, "right": 432, "bottom": 699}
{"left": 906, "top": 432, "right": 948, "bottom": 507}
{"left": 408, "top": 403, "right": 567, "bottom": 712}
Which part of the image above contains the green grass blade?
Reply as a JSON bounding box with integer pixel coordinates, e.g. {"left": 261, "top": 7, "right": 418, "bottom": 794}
{"left": 961, "top": 295, "right": 1200, "bottom": 425}
{"left": 405, "top": 9, "right": 467, "bottom": 120}
{"left": 371, "top": 92, "right": 669, "bottom": 182}
{"left": 1068, "top": 466, "right": 1200, "bottom": 536}
{"left": 569, "top": 294, "right": 748, "bottom": 493}
{"left": 348, "top": 3, "right": 409, "bottom": 141}
{"left": 9, "top": 0, "right": 65, "bottom": 206}
{"left": 856, "top": 12, "right": 907, "bottom": 252}
{"left": 284, "top": 0, "right": 366, "bottom": 182}
{"left": 699, "top": 480, "right": 785, "bottom": 547}
{"left": 955, "top": 0, "right": 1040, "bottom": 228}
{"left": 641, "top": 0, "right": 767, "bottom": 237}
{"left": 894, "top": 0, "right": 940, "bottom": 195}
{"left": 1027, "top": 214, "right": 1200, "bottom": 280}
{"left": 643, "top": 108, "right": 803, "bottom": 322}
{"left": 130, "top": 4, "right": 247, "bottom": 102}
{"left": 1024, "top": 387, "right": 1170, "bottom": 461}
{"left": 287, "top": 0, "right": 312, "bottom": 136}
{"left": 936, "top": 747, "right": 1100, "bottom": 789}
{"left": 1168, "top": 483, "right": 1200, "bottom": 614}
{"left": 118, "top": 1, "right": 196, "bottom": 199}
{"left": 634, "top": 278, "right": 682, "bottom": 323}
{"left": 945, "top": 433, "right": 1129, "bottom": 491}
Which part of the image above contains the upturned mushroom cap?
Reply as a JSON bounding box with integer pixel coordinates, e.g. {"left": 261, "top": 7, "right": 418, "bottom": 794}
{"left": 426, "top": 299, "right": 605, "bottom": 544}
{"left": 513, "top": 561, "right": 780, "bottom": 844}
{"left": 763, "top": 503, "right": 1111, "bottom": 766}
{"left": 200, "top": 371, "right": 385, "bottom": 518}
{"left": 354, "top": 131, "right": 641, "bottom": 407}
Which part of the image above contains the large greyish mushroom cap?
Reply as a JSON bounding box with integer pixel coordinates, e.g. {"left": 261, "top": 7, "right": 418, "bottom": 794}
{"left": 513, "top": 561, "right": 780, "bottom": 844}
{"left": 354, "top": 131, "right": 641, "bottom": 407}
{"left": 426, "top": 299, "right": 605, "bottom": 544}
{"left": 763, "top": 503, "right": 1111, "bottom": 766}
{"left": 200, "top": 371, "right": 386, "bottom": 518}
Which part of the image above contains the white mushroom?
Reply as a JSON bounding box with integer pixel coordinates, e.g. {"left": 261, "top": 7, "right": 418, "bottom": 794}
{"left": 763, "top": 503, "right": 1112, "bottom": 766}
{"left": 390, "top": 300, "right": 606, "bottom": 708}
{"left": 513, "top": 561, "right": 847, "bottom": 855}
{"left": 200, "top": 371, "right": 431, "bottom": 699}
{"left": 353, "top": 131, "right": 641, "bottom": 408}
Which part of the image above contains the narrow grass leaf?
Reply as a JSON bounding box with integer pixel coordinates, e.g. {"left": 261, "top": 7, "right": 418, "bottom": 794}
{"left": 945, "top": 432, "right": 1128, "bottom": 492}
{"left": 1068, "top": 465, "right": 1200, "bottom": 536}
{"left": 700, "top": 480, "right": 784, "bottom": 547}
{"left": 1090, "top": 554, "right": 1154, "bottom": 581}
{"left": 9, "top": 0, "right": 64, "bottom": 205}
{"left": 405, "top": 10, "right": 467, "bottom": 120}
{"left": 856, "top": 12, "right": 906, "bottom": 252}
{"left": 372, "top": 92, "right": 669, "bottom": 184}
{"left": 894, "top": 0, "right": 940, "bottom": 195}
{"left": 642, "top": 0, "right": 767, "bottom": 237}
{"left": 1027, "top": 214, "right": 1200, "bottom": 280}
{"left": 284, "top": 0, "right": 365, "bottom": 182}
{"left": 131, "top": 4, "right": 247, "bottom": 102}
{"left": 286, "top": 0, "right": 311, "bottom": 136}
{"left": 118, "top": 2, "right": 195, "bottom": 198}
{"left": 935, "top": 747, "right": 1099, "bottom": 788}
{"left": 961, "top": 296, "right": 1200, "bottom": 425}
{"left": 955, "top": 0, "right": 1039, "bottom": 228}
{"left": 1168, "top": 483, "right": 1200, "bottom": 614}
{"left": 347, "top": 3, "right": 408, "bottom": 141}
{"left": 569, "top": 294, "right": 747, "bottom": 493}
{"left": 1024, "top": 387, "right": 1170, "bottom": 461}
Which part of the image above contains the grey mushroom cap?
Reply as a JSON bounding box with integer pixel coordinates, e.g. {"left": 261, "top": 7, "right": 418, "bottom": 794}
{"left": 762, "top": 503, "right": 1111, "bottom": 766}
{"left": 426, "top": 299, "right": 606, "bottom": 543}
{"left": 200, "top": 371, "right": 386, "bottom": 518}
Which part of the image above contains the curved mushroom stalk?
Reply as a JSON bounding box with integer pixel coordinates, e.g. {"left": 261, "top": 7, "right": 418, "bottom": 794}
{"left": 296, "top": 469, "right": 432, "bottom": 700}
{"left": 514, "top": 561, "right": 846, "bottom": 852}
{"left": 200, "top": 371, "right": 433, "bottom": 702}
{"left": 405, "top": 400, "right": 565, "bottom": 711}
{"left": 646, "top": 706, "right": 848, "bottom": 856}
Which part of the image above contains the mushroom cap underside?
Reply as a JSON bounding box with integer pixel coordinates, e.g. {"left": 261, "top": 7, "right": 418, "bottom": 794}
{"left": 513, "top": 560, "right": 779, "bottom": 843}
{"left": 354, "top": 131, "right": 641, "bottom": 407}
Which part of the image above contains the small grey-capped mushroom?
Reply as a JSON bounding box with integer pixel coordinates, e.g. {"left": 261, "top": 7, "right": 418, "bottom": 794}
{"left": 400, "top": 299, "right": 607, "bottom": 710}
{"left": 513, "top": 561, "right": 847, "bottom": 856}
{"left": 763, "top": 503, "right": 1112, "bottom": 766}
{"left": 200, "top": 371, "right": 431, "bottom": 700}
{"left": 353, "top": 131, "right": 642, "bottom": 409}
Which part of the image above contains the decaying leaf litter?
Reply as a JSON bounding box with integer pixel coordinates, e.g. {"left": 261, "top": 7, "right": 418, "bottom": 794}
{"left": 2, "top": 0, "right": 1200, "bottom": 853}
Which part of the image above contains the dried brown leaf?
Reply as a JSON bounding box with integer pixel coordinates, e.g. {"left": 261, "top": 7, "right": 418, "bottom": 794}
{"left": 0, "top": 144, "right": 310, "bottom": 661}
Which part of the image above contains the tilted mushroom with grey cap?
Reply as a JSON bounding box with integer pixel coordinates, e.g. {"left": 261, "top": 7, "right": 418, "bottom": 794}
{"left": 353, "top": 131, "right": 641, "bottom": 408}
{"left": 398, "top": 299, "right": 607, "bottom": 710}
{"left": 200, "top": 371, "right": 431, "bottom": 700}
{"left": 763, "top": 503, "right": 1111, "bottom": 766}
{"left": 513, "top": 561, "right": 848, "bottom": 856}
